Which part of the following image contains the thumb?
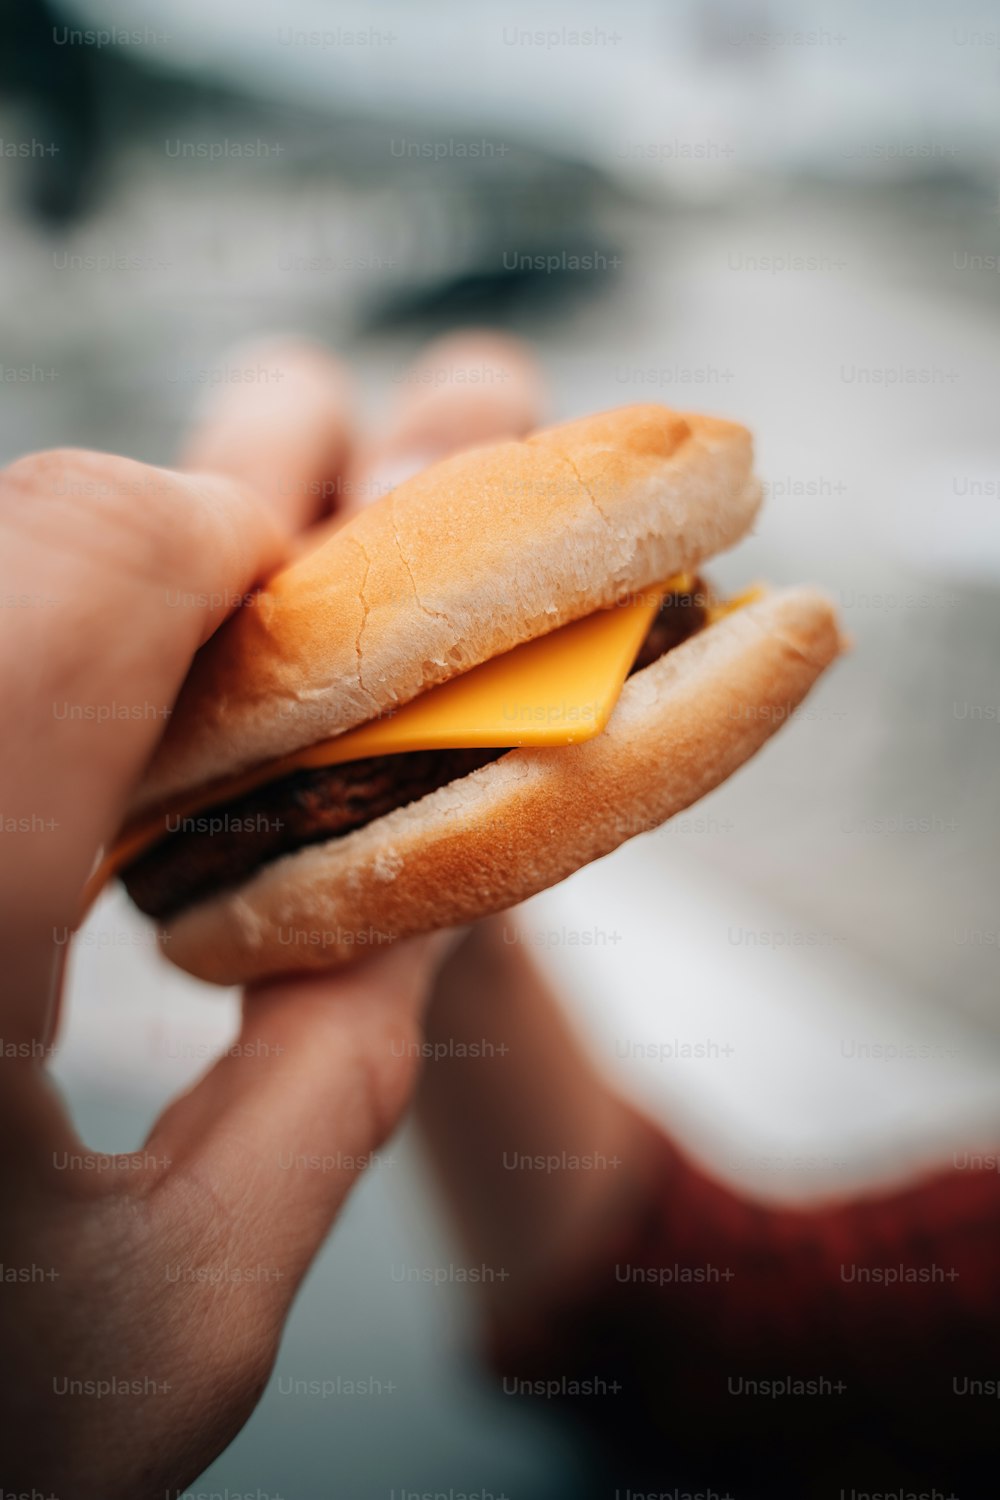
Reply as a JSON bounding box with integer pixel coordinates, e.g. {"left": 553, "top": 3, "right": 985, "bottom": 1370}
{"left": 144, "top": 932, "right": 460, "bottom": 1303}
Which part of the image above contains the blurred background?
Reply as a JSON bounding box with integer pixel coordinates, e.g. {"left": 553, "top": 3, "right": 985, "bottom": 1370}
{"left": 4, "top": 0, "right": 999, "bottom": 1494}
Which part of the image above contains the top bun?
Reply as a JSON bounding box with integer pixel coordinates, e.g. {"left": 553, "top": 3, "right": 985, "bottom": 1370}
{"left": 132, "top": 405, "right": 760, "bottom": 815}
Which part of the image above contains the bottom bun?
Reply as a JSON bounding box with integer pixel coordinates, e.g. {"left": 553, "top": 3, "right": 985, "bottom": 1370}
{"left": 160, "top": 586, "right": 842, "bottom": 984}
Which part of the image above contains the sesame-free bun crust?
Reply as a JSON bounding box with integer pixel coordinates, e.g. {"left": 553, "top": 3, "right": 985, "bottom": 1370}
{"left": 161, "top": 587, "right": 842, "bottom": 985}
{"left": 133, "top": 405, "right": 760, "bottom": 816}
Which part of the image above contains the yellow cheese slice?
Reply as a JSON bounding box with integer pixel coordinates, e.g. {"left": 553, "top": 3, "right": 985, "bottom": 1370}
{"left": 302, "top": 584, "right": 667, "bottom": 760}
{"left": 84, "top": 576, "right": 704, "bottom": 906}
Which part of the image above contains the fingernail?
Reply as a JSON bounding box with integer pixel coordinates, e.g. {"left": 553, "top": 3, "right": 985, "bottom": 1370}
{"left": 361, "top": 450, "right": 443, "bottom": 508}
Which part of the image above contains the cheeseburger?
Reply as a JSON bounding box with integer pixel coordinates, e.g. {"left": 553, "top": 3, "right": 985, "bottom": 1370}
{"left": 94, "top": 404, "right": 843, "bottom": 982}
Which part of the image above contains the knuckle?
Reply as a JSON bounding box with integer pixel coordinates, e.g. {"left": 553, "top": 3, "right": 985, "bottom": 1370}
{"left": 352, "top": 1014, "right": 424, "bottom": 1147}
{"left": 1, "top": 445, "right": 201, "bottom": 586}
{"left": 0, "top": 449, "right": 274, "bottom": 609}
{"left": 204, "top": 1317, "right": 278, "bottom": 1421}
{"left": 1, "top": 446, "right": 105, "bottom": 501}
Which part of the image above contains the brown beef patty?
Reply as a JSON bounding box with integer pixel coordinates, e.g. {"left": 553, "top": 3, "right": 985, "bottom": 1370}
{"left": 123, "top": 583, "right": 708, "bottom": 919}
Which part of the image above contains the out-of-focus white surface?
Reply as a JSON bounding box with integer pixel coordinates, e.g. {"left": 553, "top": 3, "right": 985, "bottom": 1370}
{"left": 527, "top": 844, "right": 1000, "bottom": 1200}
{"left": 62, "top": 831, "right": 1000, "bottom": 1208}
{"left": 59, "top": 0, "right": 1000, "bottom": 193}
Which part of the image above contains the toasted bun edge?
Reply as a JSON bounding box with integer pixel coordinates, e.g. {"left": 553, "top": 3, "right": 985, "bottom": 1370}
{"left": 157, "top": 586, "right": 843, "bottom": 984}
{"left": 133, "top": 405, "right": 760, "bottom": 815}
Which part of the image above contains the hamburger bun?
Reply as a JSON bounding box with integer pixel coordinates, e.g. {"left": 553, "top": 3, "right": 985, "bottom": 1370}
{"left": 158, "top": 586, "right": 841, "bottom": 984}
{"left": 133, "top": 405, "right": 761, "bottom": 814}
{"left": 111, "top": 403, "right": 843, "bottom": 981}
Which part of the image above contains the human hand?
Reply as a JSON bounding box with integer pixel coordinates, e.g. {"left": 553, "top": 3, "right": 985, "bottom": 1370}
{"left": 0, "top": 331, "right": 540, "bottom": 1498}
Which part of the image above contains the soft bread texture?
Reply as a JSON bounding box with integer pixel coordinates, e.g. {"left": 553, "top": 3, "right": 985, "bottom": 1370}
{"left": 160, "top": 587, "right": 842, "bottom": 984}
{"left": 133, "top": 405, "right": 760, "bottom": 816}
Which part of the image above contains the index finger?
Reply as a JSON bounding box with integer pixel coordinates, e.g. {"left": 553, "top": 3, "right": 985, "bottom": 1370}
{"left": 0, "top": 345, "right": 355, "bottom": 994}
{"left": 180, "top": 338, "right": 355, "bottom": 530}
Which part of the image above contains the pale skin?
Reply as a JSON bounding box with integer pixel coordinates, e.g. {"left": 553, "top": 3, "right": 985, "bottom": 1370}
{"left": 0, "top": 333, "right": 652, "bottom": 1495}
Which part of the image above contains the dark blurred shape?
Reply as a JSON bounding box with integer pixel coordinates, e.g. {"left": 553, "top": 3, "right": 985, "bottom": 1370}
{"left": 363, "top": 149, "right": 622, "bottom": 330}
{"left": 0, "top": 0, "right": 105, "bottom": 222}
{"left": 364, "top": 234, "right": 622, "bottom": 331}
